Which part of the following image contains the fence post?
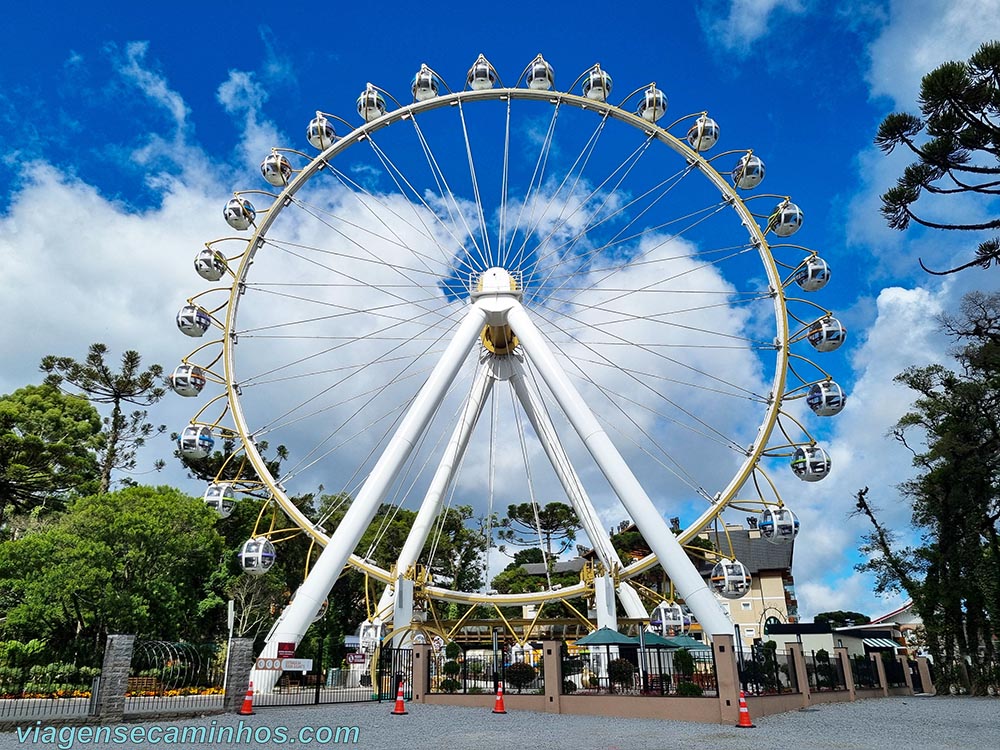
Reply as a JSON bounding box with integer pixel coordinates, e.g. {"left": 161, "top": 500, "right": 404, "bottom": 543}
{"left": 542, "top": 640, "right": 562, "bottom": 714}
{"left": 412, "top": 644, "right": 431, "bottom": 703}
{"left": 223, "top": 638, "right": 255, "bottom": 713}
{"left": 871, "top": 653, "right": 888, "bottom": 696}
{"left": 711, "top": 634, "right": 740, "bottom": 725}
{"left": 787, "top": 643, "right": 810, "bottom": 709}
{"left": 897, "top": 654, "right": 914, "bottom": 693}
{"left": 834, "top": 647, "right": 855, "bottom": 701}
{"left": 916, "top": 656, "right": 935, "bottom": 695}
{"left": 94, "top": 634, "right": 135, "bottom": 722}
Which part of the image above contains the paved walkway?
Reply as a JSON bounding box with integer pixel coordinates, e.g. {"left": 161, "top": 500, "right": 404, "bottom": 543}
{"left": 2, "top": 696, "right": 998, "bottom": 749}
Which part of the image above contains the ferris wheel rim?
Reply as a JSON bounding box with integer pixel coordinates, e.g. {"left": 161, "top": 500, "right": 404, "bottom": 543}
{"left": 218, "top": 83, "right": 791, "bottom": 608}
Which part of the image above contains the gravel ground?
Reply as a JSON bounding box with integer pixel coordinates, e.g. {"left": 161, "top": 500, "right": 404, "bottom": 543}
{"left": 2, "top": 696, "right": 998, "bottom": 749}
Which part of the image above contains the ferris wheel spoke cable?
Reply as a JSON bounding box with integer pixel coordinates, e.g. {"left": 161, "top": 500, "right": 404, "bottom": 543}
{"left": 530, "top": 302, "right": 764, "bottom": 442}
{"left": 501, "top": 101, "right": 562, "bottom": 266}
{"left": 237, "top": 286, "right": 460, "bottom": 336}
{"left": 498, "top": 96, "right": 513, "bottom": 264}
{"left": 260, "top": 358, "right": 440, "bottom": 437}
{"left": 514, "top": 129, "right": 651, "bottom": 283}
{"left": 506, "top": 109, "right": 614, "bottom": 273}
{"left": 535, "top": 293, "right": 772, "bottom": 346}
{"left": 404, "top": 118, "right": 492, "bottom": 272}
{"left": 524, "top": 162, "right": 698, "bottom": 300}
{"left": 567, "top": 352, "right": 767, "bottom": 402}
{"left": 246, "top": 348, "right": 448, "bottom": 388}
{"left": 524, "top": 133, "right": 656, "bottom": 292}
{"left": 366, "top": 128, "right": 491, "bottom": 274}
{"left": 280, "top": 357, "right": 470, "bottom": 492}
{"left": 509, "top": 383, "right": 552, "bottom": 589}
{"left": 531, "top": 299, "right": 764, "bottom": 392}
{"left": 520, "top": 350, "right": 710, "bottom": 505}
{"left": 262, "top": 215, "right": 455, "bottom": 326}
{"left": 325, "top": 162, "right": 480, "bottom": 281}
{"left": 456, "top": 100, "right": 493, "bottom": 260}
{"left": 259, "top": 236, "right": 451, "bottom": 282}
{"left": 530, "top": 202, "right": 732, "bottom": 309}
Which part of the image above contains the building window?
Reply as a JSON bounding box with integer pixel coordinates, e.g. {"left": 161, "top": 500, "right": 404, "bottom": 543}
{"left": 744, "top": 627, "right": 755, "bottom": 637}
{"left": 741, "top": 601, "right": 752, "bottom": 610}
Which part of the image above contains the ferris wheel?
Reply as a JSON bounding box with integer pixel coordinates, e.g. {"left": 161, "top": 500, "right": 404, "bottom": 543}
{"left": 171, "top": 54, "right": 845, "bottom": 675}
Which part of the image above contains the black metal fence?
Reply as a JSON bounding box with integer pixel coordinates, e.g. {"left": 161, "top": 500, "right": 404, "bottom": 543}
{"left": 254, "top": 647, "right": 412, "bottom": 708}
{"left": 0, "top": 662, "right": 101, "bottom": 721}
{"left": 562, "top": 648, "right": 717, "bottom": 697}
{"left": 803, "top": 650, "right": 847, "bottom": 692}
{"left": 739, "top": 648, "right": 798, "bottom": 696}
{"left": 429, "top": 650, "right": 544, "bottom": 695}
{"left": 883, "top": 655, "right": 907, "bottom": 688}
{"left": 124, "top": 641, "right": 225, "bottom": 714}
{"left": 851, "top": 655, "right": 882, "bottom": 690}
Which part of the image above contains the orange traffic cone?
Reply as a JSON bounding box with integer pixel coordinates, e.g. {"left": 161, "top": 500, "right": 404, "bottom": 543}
{"left": 492, "top": 680, "right": 507, "bottom": 714}
{"left": 238, "top": 681, "right": 255, "bottom": 716}
{"left": 391, "top": 681, "right": 408, "bottom": 715}
{"left": 736, "top": 690, "right": 755, "bottom": 728}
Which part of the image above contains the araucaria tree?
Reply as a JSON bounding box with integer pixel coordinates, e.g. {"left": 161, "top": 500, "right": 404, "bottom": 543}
{"left": 41, "top": 343, "right": 165, "bottom": 493}
{"left": 854, "top": 292, "right": 1000, "bottom": 693}
{"left": 875, "top": 40, "right": 1000, "bottom": 274}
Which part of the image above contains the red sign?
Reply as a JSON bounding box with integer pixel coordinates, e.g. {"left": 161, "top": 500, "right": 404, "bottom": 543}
{"left": 346, "top": 653, "right": 366, "bottom": 664}
{"left": 277, "top": 642, "right": 296, "bottom": 659}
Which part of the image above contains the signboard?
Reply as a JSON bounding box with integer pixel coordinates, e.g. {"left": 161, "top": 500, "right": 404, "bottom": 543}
{"left": 255, "top": 657, "right": 284, "bottom": 671}
{"left": 281, "top": 658, "right": 313, "bottom": 672}
{"left": 277, "top": 642, "right": 296, "bottom": 659}
{"left": 345, "top": 653, "right": 366, "bottom": 664}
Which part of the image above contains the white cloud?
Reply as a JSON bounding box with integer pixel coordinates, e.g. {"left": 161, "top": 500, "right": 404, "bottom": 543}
{"left": 776, "top": 284, "right": 953, "bottom": 618}
{"left": 699, "top": 0, "right": 806, "bottom": 52}
{"left": 866, "top": 0, "right": 1000, "bottom": 108}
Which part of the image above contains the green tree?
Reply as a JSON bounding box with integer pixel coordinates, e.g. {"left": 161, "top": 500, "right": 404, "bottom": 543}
{"left": 853, "top": 292, "right": 1000, "bottom": 693}
{"left": 0, "top": 486, "right": 225, "bottom": 664}
{"left": 814, "top": 611, "right": 871, "bottom": 628}
{"left": 0, "top": 385, "right": 102, "bottom": 525}
{"left": 498, "top": 502, "right": 580, "bottom": 587}
{"left": 41, "top": 344, "right": 165, "bottom": 493}
{"left": 875, "top": 41, "right": 1000, "bottom": 275}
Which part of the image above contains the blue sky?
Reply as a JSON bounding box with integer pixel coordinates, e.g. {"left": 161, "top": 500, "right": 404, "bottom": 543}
{"left": 2, "top": 0, "right": 1000, "bottom": 621}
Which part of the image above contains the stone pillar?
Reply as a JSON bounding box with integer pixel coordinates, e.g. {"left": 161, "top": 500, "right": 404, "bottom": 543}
{"left": 542, "top": 640, "right": 562, "bottom": 714}
{"left": 834, "top": 647, "right": 855, "bottom": 701}
{"left": 898, "top": 654, "right": 914, "bottom": 692}
{"left": 95, "top": 634, "right": 135, "bottom": 721}
{"left": 916, "top": 656, "right": 935, "bottom": 695}
{"left": 223, "top": 638, "right": 256, "bottom": 713}
{"left": 787, "top": 643, "right": 811, "bottom": 708}
{"left": 872, "top": 653, "right": 888, "bottom": 697}
{"left": 412, "top": 643, "right": 431, "bottom": 703}
{"left": 712, "top": 634, "right": 741, "bottom": 725}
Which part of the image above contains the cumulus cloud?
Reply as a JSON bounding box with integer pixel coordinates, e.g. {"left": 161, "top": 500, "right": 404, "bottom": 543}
{"left": 866, "top": 0, "right": 1000, "bottom": 108}
{"left": 775, "top": 284, "right": 953, "bottom": 617}
{"left": 699, "top": 0, "right": 807, "bottom": 53}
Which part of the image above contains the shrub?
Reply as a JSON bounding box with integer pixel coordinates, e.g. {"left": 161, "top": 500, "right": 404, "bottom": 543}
{"left": 672, "top": 648, "right": 694, "bottom": 678}
{"left": 439, "top": 678, "right": 461, "bottom": 694}
{"left": 445, "top": 641, "right": 461, "bottom": 660}
{"left": 676, "top": 681, "right": 703, "bottom": 697}
{"left": 442, "top": 660, "right": 461, "bottom": 678}
{"left": 562, "top": 678, "right": 577, "bottom": 694}
{"left": 562, "top": 658, "right": 584, "bottom": 677}
{"left": 608, "top": 658, "right": 636, "bottom": 690}
{"left": 505, "top": 661, "right": 536, "bottom": 693}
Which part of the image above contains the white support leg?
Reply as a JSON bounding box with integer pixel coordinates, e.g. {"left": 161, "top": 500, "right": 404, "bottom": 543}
{"left": 593, "top": 574, "right": 618, "bottom": 631}
{"left": 376, "top": 359, "right": 496, "bottom": 633}
{"left": 509, "top": 360, "right": 647, "bottom": 620}
{"left": 506, "top": 302, "right": 734, "bottom": 638}
{"left": 251, "top": 305, "right": 488, "bottom": 690}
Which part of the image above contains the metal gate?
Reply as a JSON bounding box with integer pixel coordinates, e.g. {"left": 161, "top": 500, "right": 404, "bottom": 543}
{"left": 255, "top": 647, "right": 412, "bottom": 708}
{"left": 909, "top": 659, "right": 924, "bottom": 693}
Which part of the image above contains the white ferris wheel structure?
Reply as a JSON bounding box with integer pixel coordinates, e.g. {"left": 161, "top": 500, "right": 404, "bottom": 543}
{"left": 170, "top": 54, "right": 846, "bottom": 688}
